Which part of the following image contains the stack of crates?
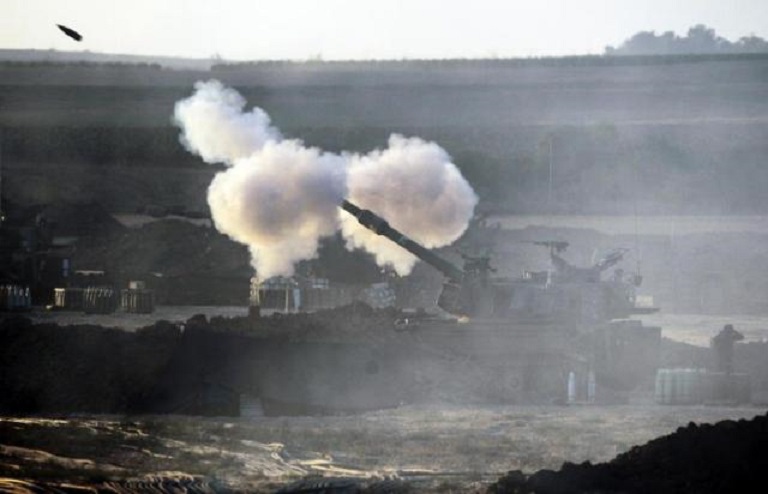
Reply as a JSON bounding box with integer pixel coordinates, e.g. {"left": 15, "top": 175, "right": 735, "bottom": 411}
{"left": 655, "top": 368, "right": 751, "bottom": 405}
{"left": 121, "top": 281, "right": 155, "bottom": 314}
{"left": 0, "top": 285, "right": 32, "bottom": 311}
{"left": 655, "top": 368, "right": 708, "bottom": 405}
{"left": 53, "top": 287, "right": 84, "bottom": 310}
{"left": 83, "top": 287, "right": 119, "bottom": 314}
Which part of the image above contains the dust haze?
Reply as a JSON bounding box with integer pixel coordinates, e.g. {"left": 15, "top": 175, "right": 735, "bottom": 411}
{"left": 2, "top": 29, "right": 768, "bottom": 493}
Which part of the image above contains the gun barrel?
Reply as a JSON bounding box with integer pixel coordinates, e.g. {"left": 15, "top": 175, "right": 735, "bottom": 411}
{"left": 341, "top": 200, "right": 464, "bottom": 282}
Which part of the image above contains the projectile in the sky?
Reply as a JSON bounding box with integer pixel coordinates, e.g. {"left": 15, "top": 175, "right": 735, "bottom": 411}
{"left": 56, "top": 24, "right": 83, "bottom": 42}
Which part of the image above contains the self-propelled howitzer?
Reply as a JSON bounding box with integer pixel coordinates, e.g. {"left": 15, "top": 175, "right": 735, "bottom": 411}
{"left": 342, "top": 200, "right": 650, "bottom": 323}
{"left": 242, "top": 202, "right": 664, "bottom": 415}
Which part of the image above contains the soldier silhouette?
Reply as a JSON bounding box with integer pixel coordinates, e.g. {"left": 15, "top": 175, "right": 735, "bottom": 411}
{"left": 711, "top": 324, "right": 744, "bottom": 374}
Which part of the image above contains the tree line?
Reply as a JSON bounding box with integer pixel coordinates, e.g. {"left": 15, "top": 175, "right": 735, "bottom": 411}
{"left": 606, "top": 24, "right": 768, "bottom": 56}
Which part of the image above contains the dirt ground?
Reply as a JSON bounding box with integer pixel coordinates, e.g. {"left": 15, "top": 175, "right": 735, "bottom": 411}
{"left": 4, "top": 308, "right": 767, "bottom": 492}
{"left": 1, "top": 404, "right": 765, "bottom": 493}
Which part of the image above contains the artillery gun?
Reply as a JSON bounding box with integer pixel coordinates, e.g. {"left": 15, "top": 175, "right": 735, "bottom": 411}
{"left": 249, "top": 202, "right": 663, "bottom": 415}
{"left": 342, "top": 200, "right": 652, "bottom": 324}
{"left": 341, "top": 200, "right": 661, "bottom": 405}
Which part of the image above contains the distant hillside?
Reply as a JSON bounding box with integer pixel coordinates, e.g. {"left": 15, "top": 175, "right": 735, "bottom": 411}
{"left": 1, "top": 55, "right": 768, "bottom": 314}
{"left": 1, "top": 54, "right": 767, "bottom": 217}
{"left": 0, "top": 49, "right": 215, "bottom": 70}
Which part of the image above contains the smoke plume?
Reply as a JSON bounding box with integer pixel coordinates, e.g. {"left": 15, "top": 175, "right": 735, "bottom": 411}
{"left": 342, "top": 135, "right": 477, "bottom": 274}
{"left": 174, "top": 80, "right": 280, "bottom": 164}
{"left": 173, "top": 80, "right": 477, "bottom": 278}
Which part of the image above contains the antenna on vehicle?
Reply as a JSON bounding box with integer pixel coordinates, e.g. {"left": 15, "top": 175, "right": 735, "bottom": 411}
{"left": 632, "top": 158, "right": 642, "bottom": 278}
{"left": 0, "top": 129, "right": 4, "bottom": 224}
{"left": 547, "top": 135, "right": 553, "bottom": 213}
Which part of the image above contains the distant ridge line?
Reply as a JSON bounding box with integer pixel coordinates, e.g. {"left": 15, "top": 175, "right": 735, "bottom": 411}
{"left": 213, "top": 52, "right": 768, "bottom": 70}
{"left": 2, "top": 48, "right": 768, "bottom": 71}
{"left": 0, "top": 48, "right": 215, "bottom": 70}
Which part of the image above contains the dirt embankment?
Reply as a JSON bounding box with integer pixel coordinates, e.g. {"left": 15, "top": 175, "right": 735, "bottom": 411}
{"left": 0, "top": 316, "right": 181, "bottom": 414}
{"left": 0, "top": 314, "right": 250, "bottom": 416}
{"left": 0, "top": 304, "right": 402, "bottom": 416}
{"left": 3, "top": 304, "right": 768, "bottom": 417}
{"left": 71, "top": 218, "right": 252, "bottom": 306}
{"left": 489, "top": 412, "right": 768, "bottom": 494}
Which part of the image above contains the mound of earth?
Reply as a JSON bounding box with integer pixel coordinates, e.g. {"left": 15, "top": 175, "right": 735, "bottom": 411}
{"left": 70, "top": 218, "right": 386, "bottom": 305}
{"left": 488, "top": 412, "right": 768, "bottom": 494}
{"left": 0, "top": 303, "right": 403, "bottom": 416}
{"left": 0, "top": 315, "right": 181, "bottom": 414}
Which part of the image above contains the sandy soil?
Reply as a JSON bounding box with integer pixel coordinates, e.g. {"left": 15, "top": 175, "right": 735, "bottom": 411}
{"left": 1, "top": 404, "right": 765, "bottom": 492}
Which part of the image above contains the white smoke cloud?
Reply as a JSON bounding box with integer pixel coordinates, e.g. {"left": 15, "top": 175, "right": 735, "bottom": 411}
{"left": 208, "top": 141, "right": 347, "bottom": 278}
{"left": 173, "top": 80, "right": 477, "bottom": 279}
{"left": 341, "top": 135, "right": 478, "bottom": 275}
{"left": 173, "top": 80, "right": 280, "bottom": 165}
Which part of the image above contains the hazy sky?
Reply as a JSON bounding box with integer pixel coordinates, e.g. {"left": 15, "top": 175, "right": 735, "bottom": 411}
{"left": 4, "top": 0, "right": 768, "bottom": 61}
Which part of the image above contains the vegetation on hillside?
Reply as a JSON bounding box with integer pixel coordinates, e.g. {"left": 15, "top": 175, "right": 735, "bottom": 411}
{"left": 606, "top": 24, "right": 768, "bottom": 56}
